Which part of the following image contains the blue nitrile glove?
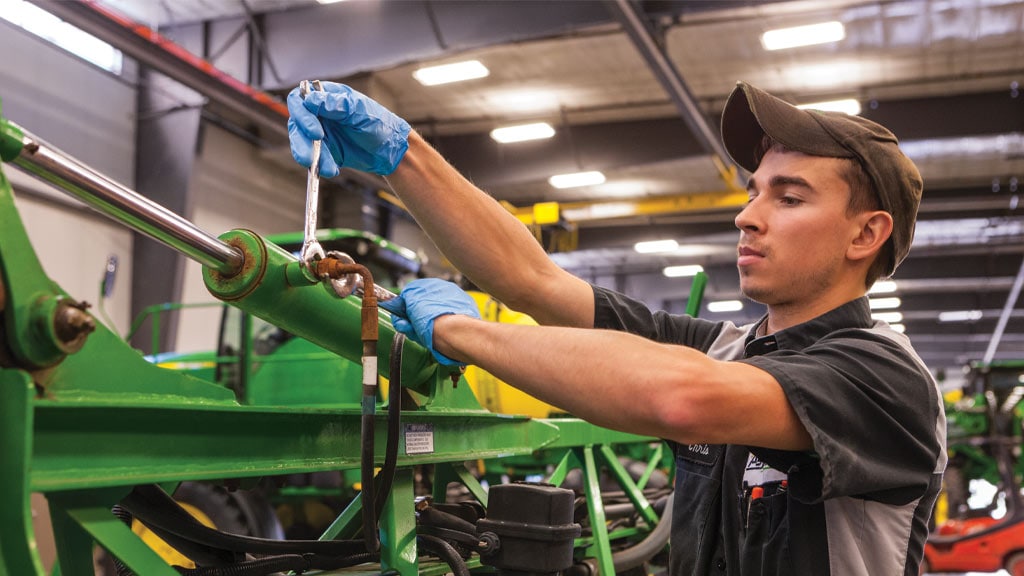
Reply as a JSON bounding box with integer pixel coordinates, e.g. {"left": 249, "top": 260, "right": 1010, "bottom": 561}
{"left": 287, "top": 81, "right": 411, "bottom": 178}
{"left": 379, "top": 279, "right": 481, "bottom": 367}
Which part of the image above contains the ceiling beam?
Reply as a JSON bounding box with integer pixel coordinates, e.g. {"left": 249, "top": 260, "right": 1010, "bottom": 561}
{"left": 605, "top": 0, "right": 742, "bottom": 188}
{"left": 30, "top": 0, "right": 289, "bottom": 140}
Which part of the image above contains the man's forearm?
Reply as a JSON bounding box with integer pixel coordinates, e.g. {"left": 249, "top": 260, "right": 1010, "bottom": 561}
{"left": 433, "top": 315, "right": 813, "bottom": 450}
{"left": 385, "top": 131, "right": 593, "bottom": 327}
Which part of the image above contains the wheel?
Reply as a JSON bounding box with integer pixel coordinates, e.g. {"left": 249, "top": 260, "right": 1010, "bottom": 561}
{"left": 1006, "top": 551, "right": 1024, "bottom": 576}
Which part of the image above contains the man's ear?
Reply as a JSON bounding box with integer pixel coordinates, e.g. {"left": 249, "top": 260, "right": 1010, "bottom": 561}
{"left": 848, "top": 210, "right": 894, "bottom": 263}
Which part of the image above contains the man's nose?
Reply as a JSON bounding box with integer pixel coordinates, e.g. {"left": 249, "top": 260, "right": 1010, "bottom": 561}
{"left": 735, "top": 199, "right": 760, "bottom": 232}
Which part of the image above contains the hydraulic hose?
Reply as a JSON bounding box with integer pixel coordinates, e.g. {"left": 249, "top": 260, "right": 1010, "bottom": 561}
{"left": 611, "top": 493, "right": 673, "bottom": 571}
{"left": 119, "top": 485, "right": 368, "bottom": 562}
{"left": 374, "top": 333, "right": 405, "bottom": 519}
{"left": 417, "top": 534, "right": 471, "bottom": 576}
{"left": 315, "top": 258, "right": 381, "bottom": 554}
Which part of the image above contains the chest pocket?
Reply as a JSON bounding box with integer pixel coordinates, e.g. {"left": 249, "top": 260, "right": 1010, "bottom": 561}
{"left": 671, "top": 443, "right": 725, "bottom": 573}
{"left": 741, "top": 486, "right": 794, "bottom": 575}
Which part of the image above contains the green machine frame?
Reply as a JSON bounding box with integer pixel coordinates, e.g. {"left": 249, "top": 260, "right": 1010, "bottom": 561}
{"left": 0, "top": 110, "right": 692, "bottom": 575}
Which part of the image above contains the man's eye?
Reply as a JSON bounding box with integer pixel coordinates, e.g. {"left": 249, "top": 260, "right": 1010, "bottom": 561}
{"left": 781, "top": 196, "right": 802, "bottom": 206}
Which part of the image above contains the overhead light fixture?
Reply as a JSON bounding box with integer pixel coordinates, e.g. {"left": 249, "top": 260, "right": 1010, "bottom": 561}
{"left": 869, "top": 297, "right": 901, "bottom": 310}
{"left": 797, "top": 98, "right": 861, "bottom": 116}
{"left": 761, "top": 21, "right": 845, "bottom": 51}
{"left": 871, "top": 311, "right": 903, "bottom": 323}
{"left": 635, "top": 239, "right": 679, "bottom": 254}
{"left": 413, "top": 60, "right": 489, "bottom": 86}
{"left": 490, "top": 122, "right": 555, "bottom": 144}
{"left": 869, "top": 280, "right": 898, "bottom": 294}
{"left": 708, "top": 300, "right": 744, "bottom": 313}
{"left": 939, "top": 310, "right": 983, "bottom": 322}
{"left": 548, "top": 171, "right": 605, "bottom": 189}
{"left": 663, "top": 264, "right": 704, "bottom": 278}
{"left": 890, "top": 323, "right": 906, "bottom": 334}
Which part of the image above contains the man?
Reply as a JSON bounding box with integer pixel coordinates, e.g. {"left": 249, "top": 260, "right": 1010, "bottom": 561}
{"left": 288, "top": 81, "right": 946, "bottom": 575}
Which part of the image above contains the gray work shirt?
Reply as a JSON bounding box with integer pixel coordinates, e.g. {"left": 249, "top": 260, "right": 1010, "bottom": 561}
{"left": 592, "top": 286, "right": 946, "bottom": 576}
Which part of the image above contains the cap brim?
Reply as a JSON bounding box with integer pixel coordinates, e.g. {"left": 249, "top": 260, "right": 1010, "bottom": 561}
{"left": 721, "top": 82, "right": 853, "bottom": 172}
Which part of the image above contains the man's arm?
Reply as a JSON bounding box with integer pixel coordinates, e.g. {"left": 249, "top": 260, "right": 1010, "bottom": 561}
{"left": 385, "top": 131, "right": 594, "bottom": 328}
{"left": 286, "top": 83, "right": 594, "bottom": 328}
{"left": 434, "top": 314, "right": 814, "bottom": 451}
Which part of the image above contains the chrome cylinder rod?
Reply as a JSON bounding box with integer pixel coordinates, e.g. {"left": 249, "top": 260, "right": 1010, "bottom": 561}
{"left": 7, "top": 122, "right": 243, "bottom": 275}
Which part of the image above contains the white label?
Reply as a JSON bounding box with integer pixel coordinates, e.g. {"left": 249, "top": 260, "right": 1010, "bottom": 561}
{"left": 404, "top": 423, "right": 435, "bottom": 455}
{"left": 362, "top": 356, "right": 378, "bottom": 387}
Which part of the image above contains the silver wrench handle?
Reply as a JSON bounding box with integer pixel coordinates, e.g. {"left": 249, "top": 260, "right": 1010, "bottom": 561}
{"left": 299, "top": 79, "right": 326, "bottom": 269}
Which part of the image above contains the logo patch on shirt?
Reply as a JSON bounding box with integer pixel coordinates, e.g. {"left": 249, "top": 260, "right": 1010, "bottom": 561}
{"left": 742, "top": 453, "right": 787, "bottom": 487}
{"left": 678, "top": 442, "right": 721, "bottom": 467}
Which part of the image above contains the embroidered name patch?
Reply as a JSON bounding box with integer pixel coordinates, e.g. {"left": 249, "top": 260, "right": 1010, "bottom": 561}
{"left": 678, "top": 442, "right": 722, "bottom": 467}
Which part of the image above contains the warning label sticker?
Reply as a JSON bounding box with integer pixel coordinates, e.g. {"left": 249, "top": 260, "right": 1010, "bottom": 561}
{"left": 404, "top": 423, "right": 435, "bottom": 455}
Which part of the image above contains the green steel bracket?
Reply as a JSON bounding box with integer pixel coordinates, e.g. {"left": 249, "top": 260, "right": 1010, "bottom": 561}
{"left": 580, "top": 446, "right": 615, "bottom": 574}
{"left": 0, "top": 101, "right": 23, "bottom": 162}
{"left": 0, "top": 370, "right": 46, "bottom": 576}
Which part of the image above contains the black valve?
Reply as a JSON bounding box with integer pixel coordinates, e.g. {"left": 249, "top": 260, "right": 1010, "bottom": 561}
{"left": 476, "top": 482, "right": 581, "bottom": 575}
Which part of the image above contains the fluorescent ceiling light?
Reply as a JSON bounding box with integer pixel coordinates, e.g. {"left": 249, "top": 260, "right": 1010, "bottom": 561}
{"left": 869, "top": 297, "right": 901, "bottom": 310}
{"left": 490, "top": 122, "right": 555, "bottom": 144}
{"left": 548, "top": 171, "right": 605, "bottom": 189}
{"left": 797, "top": 98, "right": 861, "bottom": 116}
{"left": 890, "top": 323, "right": 906, "bottom": 334}
{"left": 761, "top": 21, "right": 845, "bottom": 51}
{"left": 663, "top": 265, "right": 704, "bottom": 278}
{"left": 939, "top": 310, "right": 983, "bottom": 322}
{"left": 871, "top": 311, "right": 903, "bottom": 323}
{"left": 707, "top": 300, "right": 744, "bottom": 313}
{"left": 869, "top": 280, "right": 898, "bottom": 294}
{"left": 413, "top": 60, "right": 489, "bottom": 86}
{"left": 635, "top": 239, "right": 679, "bottom": 254}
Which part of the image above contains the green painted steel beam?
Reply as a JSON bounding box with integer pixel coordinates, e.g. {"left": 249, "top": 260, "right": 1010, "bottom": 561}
{"left": 599, "top": 443, "right": 660, "bottom": 526}
{"left": 539, "top": 418, "right": 657, "bottom": 448}
{"left": 580, "top": 446, "right": 615, "bottom": 574}
{"left": 67, "top": 506, "right": 180, "bottom": 576}
{"left": 0, "top": 371, "right": 46, "bottom": 575}
{"left": 30, "top": 400, "right": 567, "bottom": 492}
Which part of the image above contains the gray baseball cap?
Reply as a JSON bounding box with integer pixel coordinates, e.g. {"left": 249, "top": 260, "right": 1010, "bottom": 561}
{"left": 720, "top": 81, "right": 923, "bottom": 277}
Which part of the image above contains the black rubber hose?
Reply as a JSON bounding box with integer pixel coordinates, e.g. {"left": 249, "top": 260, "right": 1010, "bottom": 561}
{"left": 611, "top": 493, "right": 673, "bottom": 571}
{"left": 374, "top": 333, "right": 405, "bottom": 519}
{"left": 418, "top": 507, "right": 478, "bottom": 535}
{"left": 360, "top": 341, "right": 380, "bottom": 553}
{"left": 173, "top": 555, "right": 310, "bottom": 576}
{"left": 417, "top": 534, "right": 471, "bottom": 576}
{"left": 120, "top": 485, "right": 366, "bottom": 560}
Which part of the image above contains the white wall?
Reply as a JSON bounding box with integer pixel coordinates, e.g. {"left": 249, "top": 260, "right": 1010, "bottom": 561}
{"left": 0, "top": 21, "right": 137, "bottom": 336}
{"left": 174, "top": 124, "right": 307, "bottom": 353}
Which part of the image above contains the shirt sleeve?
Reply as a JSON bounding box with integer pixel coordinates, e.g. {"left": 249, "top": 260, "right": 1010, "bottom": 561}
{"left": 592, "top": 284, "right": 723, "bottom": 350}
{"left": 742, "top": 329, "right": 942, "bottom": 505}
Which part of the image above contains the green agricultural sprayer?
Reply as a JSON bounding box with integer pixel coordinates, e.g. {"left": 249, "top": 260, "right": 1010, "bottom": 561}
{"left": 0, "top": 105, "right": 691, "bottom": 575}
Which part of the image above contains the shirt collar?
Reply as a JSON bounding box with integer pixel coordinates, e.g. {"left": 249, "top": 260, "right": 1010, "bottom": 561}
{"left": 744, "top": 296, "right": 873, "bottom": 355}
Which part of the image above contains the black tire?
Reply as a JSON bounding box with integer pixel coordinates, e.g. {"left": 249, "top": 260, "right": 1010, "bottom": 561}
{"left": 1006, "top": 551, "right": 1024, "bottom": 576}
{"left": 172, "top": 482, "right": 284, "bottom": 539}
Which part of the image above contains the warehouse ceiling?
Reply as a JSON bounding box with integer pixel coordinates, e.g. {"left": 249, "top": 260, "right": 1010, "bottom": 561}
{"left": 49, "top": 0, "right": 1024, "bottom": 380}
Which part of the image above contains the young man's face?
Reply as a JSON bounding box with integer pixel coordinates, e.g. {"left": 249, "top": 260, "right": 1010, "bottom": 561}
{"left": 734, "top": 148, "right": 861, "bottom": 308}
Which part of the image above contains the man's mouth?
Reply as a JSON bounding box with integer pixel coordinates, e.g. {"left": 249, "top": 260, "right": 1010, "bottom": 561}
{"left": 737, "top": 245, "right": 764, "bottom": 266}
